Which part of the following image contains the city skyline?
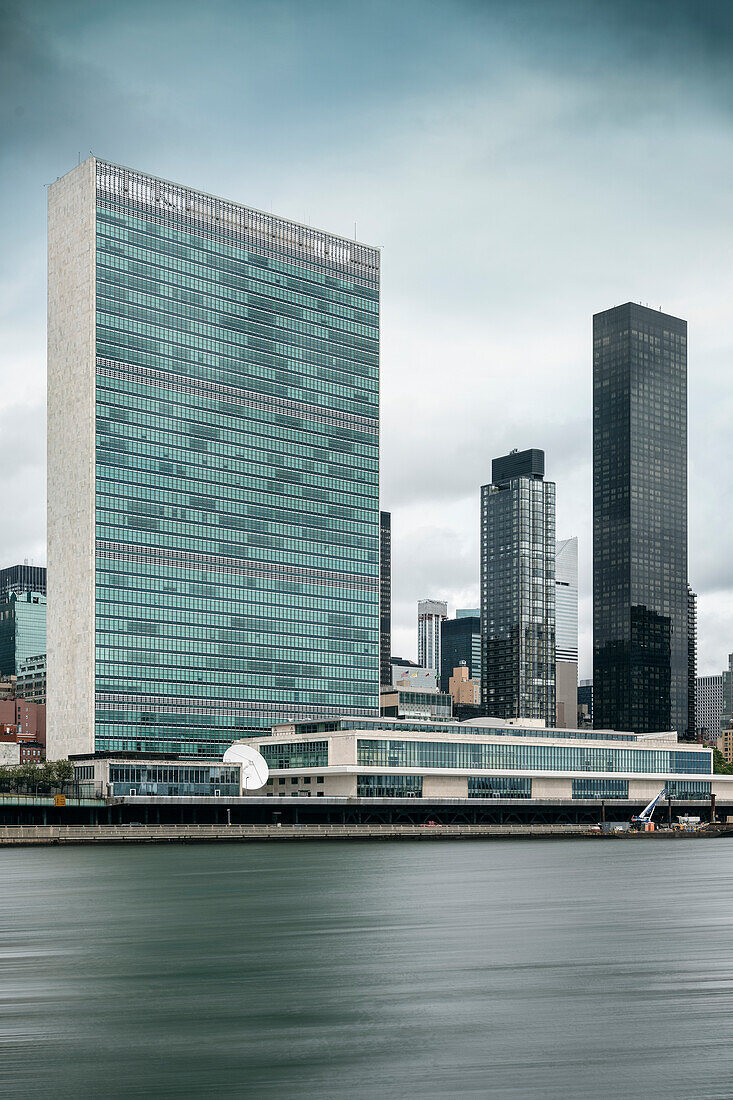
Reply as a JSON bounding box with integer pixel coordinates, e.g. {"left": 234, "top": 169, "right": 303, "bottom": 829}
{"left": 2, "top": 1, "right": 733, "bottom": 678}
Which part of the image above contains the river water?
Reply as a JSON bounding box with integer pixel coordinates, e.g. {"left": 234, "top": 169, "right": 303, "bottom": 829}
{"left": 2, "top": 839, "right": 733, "bottom": 1098}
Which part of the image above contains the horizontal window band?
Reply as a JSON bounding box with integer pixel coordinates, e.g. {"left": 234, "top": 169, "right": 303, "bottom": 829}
{"left": 96, "top": 358, "right": 378, "bottom": 436}
{"left": 95, "top": 540, "right": 378, "bottom": 590}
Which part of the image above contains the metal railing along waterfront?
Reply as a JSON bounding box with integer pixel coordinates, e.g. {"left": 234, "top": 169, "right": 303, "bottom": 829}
{"left": 0, "top": 822, "right": 630, "bottom": 844}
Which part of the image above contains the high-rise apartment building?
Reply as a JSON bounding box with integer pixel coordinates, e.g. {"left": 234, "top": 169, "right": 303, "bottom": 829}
{"left": 380, "top": 511, "right": 391, "bottom": 686}
{"left": 48, "top": 159, "right": 380, "bottom": 759}
{"left": 555, "top": 537, "right": 578, "bottom": 727}
{"left": 721, "top": 655, "right": 733, "bottom": 735}
{"left": 593, "top": 303, "right": 687, "bottom": 735}
{"left": 0, "top": 565, "right": 47, "bottom": 598}
{"left": 696, "top": 673, "right": 722, "bottom": 741}
{"left": 687, "top": 585, "right": 697, "bottom": 740}
{"left": 481, "top": 448, "right": 555, "bottom": 722}
{"left": 0, "top": 592, "right": 46, "bottom": 677}
{"left": 417, "top": 600, "right": 447, "bottom": 674}
{"left": 440, "top": 613, "right": 481, "bottom": 693}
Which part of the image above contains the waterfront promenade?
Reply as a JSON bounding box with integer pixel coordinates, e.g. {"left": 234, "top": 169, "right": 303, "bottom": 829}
{"left": 0, "top": 823, "right": 723, "bottom": 844}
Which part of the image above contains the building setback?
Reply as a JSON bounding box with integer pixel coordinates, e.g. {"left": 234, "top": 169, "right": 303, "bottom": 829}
{"left": 47, "top": 159, "right": 381, "bottom": 759}
{"left": 593, "top": 303, "right": 688, "bottom": 736}
{"left": 481, "top": 448, "right": 555, "bottom": 722}
{"left": 555, "top": 537, "right": 578, "bottom": 728}
{"left": 380, "top": 511, "right": 391, "bottom": 686}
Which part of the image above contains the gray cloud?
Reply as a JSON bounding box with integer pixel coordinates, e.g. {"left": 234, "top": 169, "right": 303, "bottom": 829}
{"left": 1, "top": 0, "right": 732, "bottom": 679}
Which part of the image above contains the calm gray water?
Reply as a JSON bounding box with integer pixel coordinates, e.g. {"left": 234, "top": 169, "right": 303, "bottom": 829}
{"left": 2, "top": 839, "right": 733, "bottom": 1099}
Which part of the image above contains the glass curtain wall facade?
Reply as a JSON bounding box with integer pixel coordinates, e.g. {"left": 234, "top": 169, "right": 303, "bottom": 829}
{"left": 440, "top": 615, "right": 481, "bottom": 693}
{"left": 593, "top": 303, "right": 687, "bottom": 736}
{"left": 0, "top": 593, "right": 47, "bottom": 677}
{"left": 380, "top": 511, "right": 391, "bottom": 686}
{"left": 357, "top": 738, "right": 710, "bottom": 774}
{"left": 481, "top": 449, "right": 555, "bottom": 722}
{"left": 48, "top": 159, "right": 380, "bottom": 758}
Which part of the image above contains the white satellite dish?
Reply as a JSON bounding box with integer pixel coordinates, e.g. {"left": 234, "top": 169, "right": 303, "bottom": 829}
{"left": 223, "top": 744, "right": 269, "bottom": 790}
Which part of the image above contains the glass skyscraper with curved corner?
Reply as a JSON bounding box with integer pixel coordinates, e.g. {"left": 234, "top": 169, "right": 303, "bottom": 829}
{"left": 593, "top": 302, "right": 687, "bottom": 736}
{"left": 47, "top": 159, "right": 380, "bottom": 759}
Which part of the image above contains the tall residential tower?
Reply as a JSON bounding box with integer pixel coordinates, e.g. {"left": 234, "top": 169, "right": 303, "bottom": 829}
{"left": 417, "top": 600, "right": 447, "bottom": 675}
{"left": 481, "top": 448, "right": 555, "bottom": 722}
{"left": 593, "top": 303, "right": 687, "bottom": 735}
{"left": 48, "top": 159, "right": 380, "bottom": 758}
{"left": 555, "top": 537, "right": 578, "bottom": 727}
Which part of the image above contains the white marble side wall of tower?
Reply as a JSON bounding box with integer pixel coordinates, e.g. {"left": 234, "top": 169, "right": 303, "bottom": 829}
{"left": 47, "top": 159, "right": 97, "bottom": 759}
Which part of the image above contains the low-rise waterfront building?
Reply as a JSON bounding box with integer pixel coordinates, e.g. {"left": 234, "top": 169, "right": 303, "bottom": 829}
{"left": 235, "top": 716, "right": 716, "bottom": 802}
{"left": 72, "top": 754, "right": 242, "bottom": 797}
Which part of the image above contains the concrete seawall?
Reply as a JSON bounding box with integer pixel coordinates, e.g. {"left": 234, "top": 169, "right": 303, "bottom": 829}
{"left": 0, "top": 824, "right": 724, "bottom": 845}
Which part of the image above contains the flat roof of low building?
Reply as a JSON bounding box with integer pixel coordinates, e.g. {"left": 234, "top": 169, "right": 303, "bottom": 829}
{"left": 267, "top": 715, "right": 676, "bottom": 744}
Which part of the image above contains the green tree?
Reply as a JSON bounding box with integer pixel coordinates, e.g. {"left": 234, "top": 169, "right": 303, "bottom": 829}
{"left": 712, "top": 748, "right": 733, "bottom": 775}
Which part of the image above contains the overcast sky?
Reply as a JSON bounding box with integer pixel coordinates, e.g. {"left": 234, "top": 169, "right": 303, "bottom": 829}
{"left": 1, "top": 0, "right": 732, "bottom": 675}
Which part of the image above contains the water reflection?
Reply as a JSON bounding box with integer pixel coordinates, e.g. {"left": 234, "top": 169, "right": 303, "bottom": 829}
{"left": 2, "top": 841, "right": 733, "bottom": 1098}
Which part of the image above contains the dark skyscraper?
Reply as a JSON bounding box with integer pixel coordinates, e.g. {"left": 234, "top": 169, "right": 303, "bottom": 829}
{"left": 0, "top": 565, "right": 47, "bottom": 598}
{"left": 380, "top": 511, "right": 391, "bottom": 686}
{"left": 593, "top": 302, "right": 687, "bottom": 735}
{"left": 440, "top": 613, "right": 481, "bottom": 693}
{"left": 481, "top": 448, "right": 555, "bottom": 722}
